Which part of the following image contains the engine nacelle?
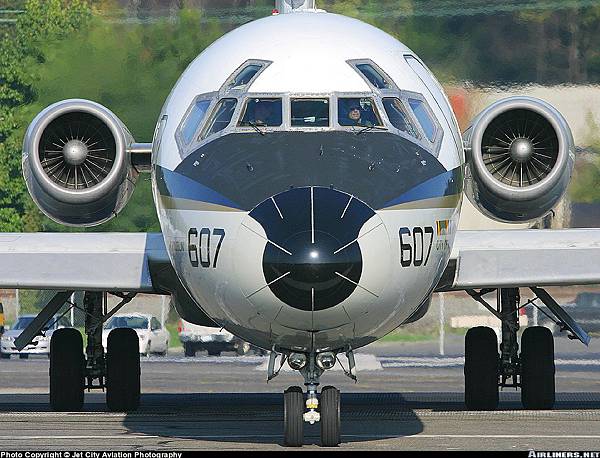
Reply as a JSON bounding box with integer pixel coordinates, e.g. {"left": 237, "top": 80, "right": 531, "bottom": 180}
{"left": 463, "top": 97, "right": 574, "bottom": 223}
{"left": 22, "top": 99, "right": 138, "bottom": 226}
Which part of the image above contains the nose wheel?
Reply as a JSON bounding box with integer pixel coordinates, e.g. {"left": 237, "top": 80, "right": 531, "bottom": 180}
{"left": 282, "top": 385, "right": 341, "bottom": 447}
{"left": 283, "top": 386, "right": 304, "bottom": 447}
{"left": 320, "top": 386, "right": 341, "bottom": 447}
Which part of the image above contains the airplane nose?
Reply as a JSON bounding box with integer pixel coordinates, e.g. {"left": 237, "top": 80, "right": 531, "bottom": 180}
{"left": 236, "top": 187, "right": 389, "bottom": 327}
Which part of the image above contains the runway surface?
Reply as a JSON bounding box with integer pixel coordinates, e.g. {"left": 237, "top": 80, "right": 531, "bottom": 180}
{"left": 1, "top": 336, "right": 600, "bottom": 450}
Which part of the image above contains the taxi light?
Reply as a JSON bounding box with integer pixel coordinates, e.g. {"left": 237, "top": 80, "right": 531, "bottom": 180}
{"left": 288, "top": 352, "right": 307, "bottom": 370}
{"left": 316, "top": 352, "right": 336, "bottom": 370}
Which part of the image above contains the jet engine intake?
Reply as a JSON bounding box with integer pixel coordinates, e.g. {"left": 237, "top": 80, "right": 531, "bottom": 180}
{"left": 22, "top": 99, "right": 138, "bottom": 226}
{"left": 463, "top": 96, "right": 574, "bottom": 223}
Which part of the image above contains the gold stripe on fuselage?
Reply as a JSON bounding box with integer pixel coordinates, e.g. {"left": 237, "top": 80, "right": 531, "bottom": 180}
{"left": 380, "top": 194, "right": 461, "bottom": 211}
{"left": 160, "top": 195, "right": 244, "bottom": 212}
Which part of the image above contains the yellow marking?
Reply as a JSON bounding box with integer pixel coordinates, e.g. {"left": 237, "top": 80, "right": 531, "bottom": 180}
{"left": 381, "top": 194, "right": 461, "bottom": 211}
{"left": 160, "top": 195, "right": 243, "bottom": 212}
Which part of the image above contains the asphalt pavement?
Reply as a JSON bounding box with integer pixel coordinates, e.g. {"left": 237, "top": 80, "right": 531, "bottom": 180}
{"left": 0, "top": 335, "right": 599, "bottom": 450}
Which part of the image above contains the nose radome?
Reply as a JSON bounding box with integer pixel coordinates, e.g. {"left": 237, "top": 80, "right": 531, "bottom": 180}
{"left": 255, "top": 187, "right": 372, "bottom": 311}
{"left": 235, "top": 187, "right": 390, "bottom": 331}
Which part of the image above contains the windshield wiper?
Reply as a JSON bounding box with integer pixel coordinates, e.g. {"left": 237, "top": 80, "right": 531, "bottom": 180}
{"left": 356, "top": 125, "right": 388, "bottom": 136}
{"left": 248, "top": 121, "right": 266, "bottom": 136}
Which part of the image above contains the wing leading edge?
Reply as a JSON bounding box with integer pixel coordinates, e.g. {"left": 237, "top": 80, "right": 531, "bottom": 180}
{"left": 438, "top": 229, "right": 600, "bottom": 291}
{"left": 0, "top": 233, "right": 168, "bottom": 292}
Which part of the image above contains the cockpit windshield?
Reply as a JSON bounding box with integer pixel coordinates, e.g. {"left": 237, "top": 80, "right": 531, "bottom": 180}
{"left": 291, "top": 98, "right": 330, "bottom": 127}
{"left": 181, "top": 99, "right": 211, "bottom": 144}
{"left": 239, "top": 98, "right": 283, "bottom": 127}
{"left": 202, "top": 98, "right": 237, "bottom": 139}
{"left": 338, "top": 97, "right": 382, "bottom": 127}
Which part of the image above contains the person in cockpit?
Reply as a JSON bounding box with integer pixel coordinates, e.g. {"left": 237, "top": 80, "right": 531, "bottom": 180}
{"left": 347, "top": 104, "right": 365, "bottom": 126}
{"left": 253, "top": 101, "right": 273, "bottom": 126}
{"left": 340, "top": 100, "right": 376, "bottom": 127}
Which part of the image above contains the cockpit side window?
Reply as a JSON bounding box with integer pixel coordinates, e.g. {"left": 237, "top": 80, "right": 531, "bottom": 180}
{"left": 348, "top": 60, "right": 398, "bottom": 91}
{"left": 382, "top": 98, "right": 420, "bottom": 139}
{"left": 356, "top": 64, "right": 392, "bottom": 90}
{"left": 229, "top": 65, "right": 262, "bottom": 90}
{"left": 291, "top": 98, "right": 330, "bottom": 127}
{"left": 202, "top": 98, "right": 238, "bottom": 139}
{"left": 181, "top": 99, "right": 211, "bottom": 144}
{"left": 408, "top": 98, "right": 437, "bottom": 142}
{"left": 222, "top": 60, "right": 271, "bottom": 93}
{"left": 239, "top": 98, "right": 283, "bottom": 127}
{"left": 338, "top": 97, "right": 382, "bottom": 127}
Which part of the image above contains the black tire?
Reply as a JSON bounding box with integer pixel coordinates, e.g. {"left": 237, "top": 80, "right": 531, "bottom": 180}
{"left": 49, "top": 328, "right": 85, "bottom": 412}
{"left": 521, "top": 326, "right": 555, "bottom": 410}
{"left": 464, "top": 326, "right": 499, "bottom": 410}
{"left": 320, "top": 386, "right": 341, "bottom": 447}
{"left": 184, "top": 342, "right": 195, "bottom": 357}
{"left": 106, "top": 328, "right": 140, "bottom": 412}
{"left": 0, "top": 353, "right": 9, "bottom": 359}
{"left": 284, "top": 386, "right": 304, "bottom": 447}
{"left": 19, "top": 353, "right": 29, "bottom": 359}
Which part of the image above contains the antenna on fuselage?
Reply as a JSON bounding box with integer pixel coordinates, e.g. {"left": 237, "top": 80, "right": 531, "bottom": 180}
{"left": 274, "top": 0, "right": 317, "bottom": 14}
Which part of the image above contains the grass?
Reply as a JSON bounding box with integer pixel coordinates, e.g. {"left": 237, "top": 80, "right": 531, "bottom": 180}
{"left": 381, "top": 325, "right": 469, "bottom": 342}
{"left": 166, "top": 322, "right": 182, "bottom": 348}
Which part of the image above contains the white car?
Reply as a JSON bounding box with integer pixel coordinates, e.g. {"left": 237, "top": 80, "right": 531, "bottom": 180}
{"left": 102, "top": 313, "right": 169, "bottom": 356}
{"left": 0, "top": 314, "right": 71, "bottom": 359}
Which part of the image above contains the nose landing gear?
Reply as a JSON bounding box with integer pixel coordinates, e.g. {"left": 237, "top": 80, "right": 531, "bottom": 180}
{"left": 273, "top": 350, "right": 348, "bottom": 447}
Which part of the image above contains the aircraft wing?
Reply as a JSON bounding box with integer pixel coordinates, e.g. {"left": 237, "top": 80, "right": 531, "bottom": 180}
{"left": 0, "top": 232, "right": 168, "bottom": 292}
{"left": 440, "top": 229, "right": 600, "bottom": 291}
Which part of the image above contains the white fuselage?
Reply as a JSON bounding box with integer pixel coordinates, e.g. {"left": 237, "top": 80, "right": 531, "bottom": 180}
{"left": 152, "top": 11, "right": 463, "bottom": 353}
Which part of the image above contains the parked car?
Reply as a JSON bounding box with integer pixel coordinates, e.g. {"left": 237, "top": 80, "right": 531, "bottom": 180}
{"left": 178, "top": 319, "right": 267, "bottom": 357}
{"left": 102, "top": 313, "right": 169, "bottom": 356}
{"left": 0, "top": 314, "right": 71, "bottom": 359}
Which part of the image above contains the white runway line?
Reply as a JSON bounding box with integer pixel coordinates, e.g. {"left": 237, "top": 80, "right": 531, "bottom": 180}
{"left": 2, "top": 434, "right": 600, "bottom": 441}
{"left": 380, "top": 356, "right": 600, "bottom": 368}
{"left": 137, "top": 354, "right": 600, "bottom": 369}
{"left": 345, "top": 434, "right": 600, "bottom": 439}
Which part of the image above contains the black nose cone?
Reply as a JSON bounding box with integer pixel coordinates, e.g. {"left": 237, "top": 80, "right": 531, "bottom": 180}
{"left": 249, "top": 187, "right": 376, "bottom": 312}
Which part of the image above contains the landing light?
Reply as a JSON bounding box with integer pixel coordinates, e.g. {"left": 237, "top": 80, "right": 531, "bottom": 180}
{"left": 288, "top": 352, "right": 307, "bottom": 370}
{"left": 310, "top": 250, "right": 319, "bottom": 259}
{"left": 316, "top": 352, "right": 336, "bottom": 370}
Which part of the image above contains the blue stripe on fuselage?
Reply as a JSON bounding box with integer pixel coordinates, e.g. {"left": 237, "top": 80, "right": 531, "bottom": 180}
{"left": 382, "top": 167, "right": 463, "bottom": 208}
{"left": 155, "top": 166, "right": 244, "bottom": 210}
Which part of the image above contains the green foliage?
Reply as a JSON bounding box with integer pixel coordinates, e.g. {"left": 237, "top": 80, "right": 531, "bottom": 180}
{"left": 3, "top": 1, "right": 600, "bottom": 230}
{"left": 568, "top": 114, "right": 600, "bottom": 204}
{"left": 0, "top": 3, "right": 224, "bottom": 232}
{"left": 0, "top": 0, "right": 91, "bottom": 232}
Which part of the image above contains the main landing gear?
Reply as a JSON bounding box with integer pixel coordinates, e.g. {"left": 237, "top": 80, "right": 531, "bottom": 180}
{"left": 271, "top": 349, "right": 355, "bottom": 447}
{"left": 49, "top": 291, "right": 140, "bottom": 412}
{"left": 465, "top": 287, "right": 559, "bottom": 411}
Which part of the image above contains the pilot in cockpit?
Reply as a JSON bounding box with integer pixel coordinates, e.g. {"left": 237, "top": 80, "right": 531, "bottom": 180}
{"left": 340, "top": 99, "right": 377, "bottom": 127}
{"left": 253, "top": 101, "right": 273, "bottom": 126}
{"left": 241, "top": 98, "right": 282, "bottom": 127}
{"left": 347, "top": 104, "right": 365, "bottom": 126}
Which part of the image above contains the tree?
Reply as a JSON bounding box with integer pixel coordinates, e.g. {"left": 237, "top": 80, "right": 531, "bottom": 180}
{"left": 0, "top": 0, "right": 91, "bottom": 232}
